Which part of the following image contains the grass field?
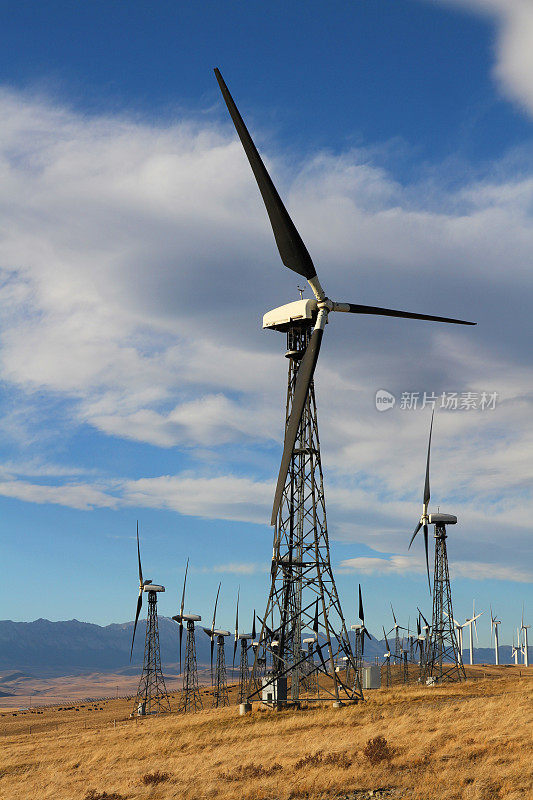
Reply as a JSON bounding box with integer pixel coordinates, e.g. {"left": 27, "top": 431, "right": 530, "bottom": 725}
{"left": 1, "top": 667, "right": 532, "bottom": 800}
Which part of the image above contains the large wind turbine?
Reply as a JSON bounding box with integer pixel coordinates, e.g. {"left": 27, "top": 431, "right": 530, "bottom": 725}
{"left": 215, "top": 68, "right": 475, "bottom": 705}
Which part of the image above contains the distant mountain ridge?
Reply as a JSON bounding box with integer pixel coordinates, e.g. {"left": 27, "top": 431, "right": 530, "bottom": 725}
{"left": 0, "top": 618, "right": 519, "bottom": 678}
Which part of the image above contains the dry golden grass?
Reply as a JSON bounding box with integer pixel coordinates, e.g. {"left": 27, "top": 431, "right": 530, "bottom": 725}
{"left": 1, "top": 669, "right": 532, "bottom": 800}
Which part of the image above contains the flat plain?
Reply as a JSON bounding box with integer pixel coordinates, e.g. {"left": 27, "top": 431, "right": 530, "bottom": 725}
{"left": 1, "top": 666, "right": 532, "bottom": 800}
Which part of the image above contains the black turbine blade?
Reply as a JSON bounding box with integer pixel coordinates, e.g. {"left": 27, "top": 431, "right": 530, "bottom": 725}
{"left": 271, "top": 326, "right": 324, "bottom": 525}
{"left": 417, "top": 606, "right": 430, "bottom": 628}
{"left": 382, "top": 626, "right": 391, "bottom": 653}
{"left": 136, "top": 522, "right": 143, "bottom": 586}
{"left": 212, "top": 582, "right": 221, "bottom": 632}
{"left": 424, "top": 411, "right": 434, "bottom": 506}
{"left": 417, "top": 617, "right": 421, "bottom": 637}
{"left": 130, "top": 592, "right": 143, "bottom": 661}
{"left": 313, "top": 598, "right": 319, "bottom": 635}
{"left": 390, "top": 603, "right": 397, "bottom": 625}
{"left": 178, "top": 558, "right": 189, "bottom": 675}
{"left": 423, "top": 523, "right": 431, "bottom": 592}
{"left": 343, "top": 303, "right": 475, "bottom": 326}
{"left": 214, "top": 68, "right": 317, "bottom": 281}
{"left": 316, "top": 641, "right": 328, "bottom": 674}
{"left": 233, "top": 589, "right": 239, "bottom": 668}
{"left": 358, "top": 584, "right": 364, "bottom": 623}
{"left": 252, "top": 609, "right": 256, "bottom": 640}
{"left": 409, "top": 520, "right": 423, "bottom": 550}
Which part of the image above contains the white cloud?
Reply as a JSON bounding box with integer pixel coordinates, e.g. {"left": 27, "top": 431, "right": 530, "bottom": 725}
{"left": 0, "top": 87, "right": 531, "bottom": 583}
{"left": 339, "top": 555, "right": 533, "bottom": 583}
{"left": 435, "top": 1, "right": 533, "bottom": 117}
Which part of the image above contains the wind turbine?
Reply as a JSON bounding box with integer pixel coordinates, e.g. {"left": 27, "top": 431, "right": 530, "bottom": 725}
{"left": 409, "top": 416, "right": 464, "bottom": 682}
{"left": 490, "top": 606, "right": 501, "bottom": 666}
{"left": 351, "top": 585, "right": 372, "bottom": 667}
{"left": 512, "top": 630, "right": 520, "bottom": 665}
{"left": 202, "top": 582, "right": 222, "bottom": 683}
{"left": 389, "top": 604, "right": 407, "bottom": 664}
{"left": 382, "top": 627, "right": 392, "bottom": 687}
{"left": 521, "top": 606, "right": 530, "bottom": 667}
{"left": 214, "top": 68, "right": 475, "bottom": 705}
{"left": 464, "top": 602, "right": 483, "bottom": 666}
{"left": 130, "top": 524, "right": 170, "bottom": 714}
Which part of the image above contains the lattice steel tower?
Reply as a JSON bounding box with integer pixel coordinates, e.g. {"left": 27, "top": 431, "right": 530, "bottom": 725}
{"left": 133, "top": 591, "right": 171, "bottom": 714}
{"left": 250, "top": 319, "right": 361, "bottom": 704}
{"left": 423, "top": 520, "right": 465, "bottom": 682}
{"left": 213, "top": 631, "right": 230, "bottom": 707}
{"left": 178, "top": 617, "right": 203, "bottom": 712}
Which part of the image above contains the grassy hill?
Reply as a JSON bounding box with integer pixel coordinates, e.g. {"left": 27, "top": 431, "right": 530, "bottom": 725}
{"left": 1, "top": 667, "right": 531, "bottom": 800}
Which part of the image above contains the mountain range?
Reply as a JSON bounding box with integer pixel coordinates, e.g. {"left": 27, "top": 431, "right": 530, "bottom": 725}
{"left": 0, "top": 618, "right": 520, "bottom": 678}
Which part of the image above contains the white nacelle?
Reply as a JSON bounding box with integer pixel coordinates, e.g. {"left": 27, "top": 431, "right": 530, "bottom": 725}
{"left": 144, "top": 584, "right": 165, "bottom": 592}
{"left": 263, "top": 299, "right": 318, "bottom": 332}
{"left": 351, "top": 624, "right": 363, "bottom": 631}
{"left": 303, "top": 637, "right": 316, "bottom": 644}
{"left": 429, "top": 513, "right": 457, "bottom": 525}
{"left": 181, "top": 613, "right": 201, "bottom": 622}
{"left": 214, "top": 629, "right": 231, "bottom": 637}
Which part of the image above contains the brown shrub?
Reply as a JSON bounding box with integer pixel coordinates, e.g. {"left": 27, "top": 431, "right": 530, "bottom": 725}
{"left": 220, "top": 763, "right": 282, "bottom": 781}
{"left": 294, "top": 751, "right": 352, "bottom": 769}
{"left": 363, "top": 735, "right": 395, "bottom": 764}
{"left": 141, "top": 769, "right": 170, "bottom": 785}
{"left": 84, "top": 791, "right": 126, "bottom": 800}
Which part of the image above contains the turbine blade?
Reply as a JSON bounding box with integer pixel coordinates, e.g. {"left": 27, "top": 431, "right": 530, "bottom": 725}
{"left": 271, "top": 324, "right": 325, "bottom": 525}
{"left": 341, "top": 303, "right": 475, "bottom": 326}
{"left": 252, "top": 609, "right": 256, "bottom": 641}
{"left": 233, "top": 589, "right": 239, "bottom": 668}
{"left": 136, "top": 522, "right": 143, "bottom": 586}
{"left": 179, "top": 622, "right": 183, "bottom": 674}
{"left": 409, "top": 520, "right": 422, "bottom": 550}
{"left": 390, "top": 603, "right": 397, "bottom": 625}
{"left": 214, "top": 68, "right": 317, "bottom": 281}
{"left": 210, "top": 638, "right": 214, "bottom": 678}
{"left": 358, "top": 584, "right": 364, "bottom": 623}
{"left": 130, "top": 592, "right": 143, "bottom": 661}
{"left": 212, "top": 582, "right": 221, "bottom": 632}
{"left": 313, "top": 598, "right": 319, "bottom": 634}
{"left": 424, "top": 411, "right": 433, "bottom": 506}
{"left": 180, "top": 558, "right": 189, "bottom": 618}
{"left": 424, "top": 524, "right": 431, "bottom": 592}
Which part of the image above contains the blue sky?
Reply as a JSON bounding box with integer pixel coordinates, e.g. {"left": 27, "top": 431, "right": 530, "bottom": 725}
{"left": 0, "top": 0, "right": 531, "bottom": 649}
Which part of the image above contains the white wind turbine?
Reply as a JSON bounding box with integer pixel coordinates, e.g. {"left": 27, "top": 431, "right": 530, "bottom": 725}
{"left": 520, "top": 606, "right": 530, "bottom": 667}
{"left": 512, "top": 630, "right": 520, "bottom": 665}
{"left": 490, "top": 607, "right": 501, "bottom": 666}
{"left": 464, "top": 601, "right": 483, "bottom": 666}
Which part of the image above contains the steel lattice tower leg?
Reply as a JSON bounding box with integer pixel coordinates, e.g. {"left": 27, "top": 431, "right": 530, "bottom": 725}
{"left": 249, "top": 321, "right": 362, "bottom": 705}
{"left": 424, "top": 525, "right": 466, "bottom": 683}
{"left": 213, "top": 634, "right": 229, "bottom": 707}
{"left": 133, "top": 591, "right": 170, "bottom": 715}
{"left": 238, "top": 639, "right": 250, "bottom": 704}
{"left": 178, "top": 620, "right": 203, "bottom": 713}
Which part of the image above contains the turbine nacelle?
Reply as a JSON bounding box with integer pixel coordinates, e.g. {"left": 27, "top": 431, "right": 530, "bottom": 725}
{"left": 143, "top": 583, "right": 165, "bottom": 593}
{"left": 429, "top": 513, "right": 457, "bottom": 526}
